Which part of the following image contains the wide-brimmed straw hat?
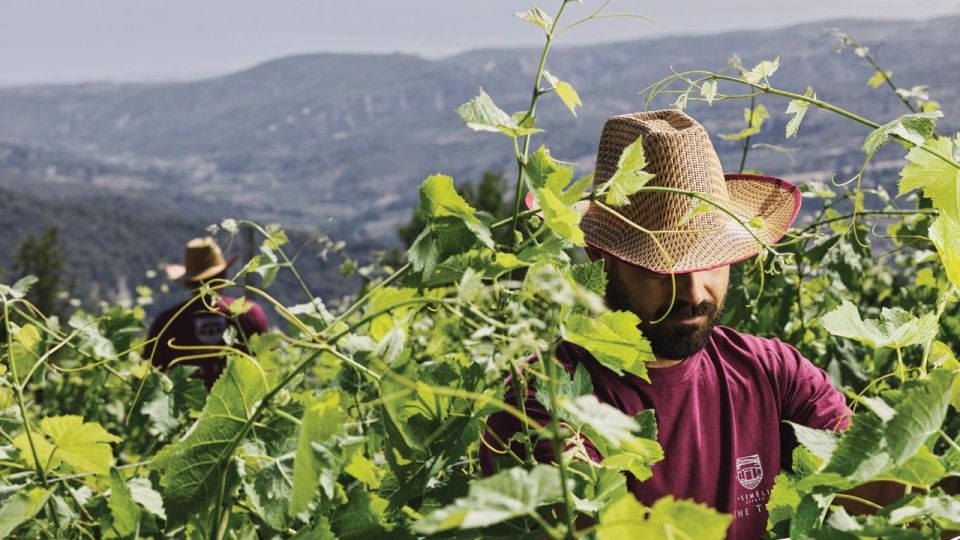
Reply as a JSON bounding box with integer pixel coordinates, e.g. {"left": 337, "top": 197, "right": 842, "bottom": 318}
{"left": 579, "top": 109, "right": 801, "bottom": 274}
{"left": 164, "top": 237, "right": 237, "bottom": 284}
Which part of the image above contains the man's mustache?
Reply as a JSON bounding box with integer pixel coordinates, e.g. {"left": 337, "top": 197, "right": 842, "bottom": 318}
{"left": 653, "top": 300, "right": 719, "bottom": 321}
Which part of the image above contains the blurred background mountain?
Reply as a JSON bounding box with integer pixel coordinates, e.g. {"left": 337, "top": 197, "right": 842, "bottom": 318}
{"left": 0, "top": 15, "right": 957, "bottom": 309}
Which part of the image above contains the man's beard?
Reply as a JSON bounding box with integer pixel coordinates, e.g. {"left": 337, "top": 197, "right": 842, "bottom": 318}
{"left": 606, "top": 277, "right": 723, "bottom": 361}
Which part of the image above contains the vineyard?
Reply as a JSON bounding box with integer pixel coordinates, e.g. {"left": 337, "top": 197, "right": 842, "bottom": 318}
{"left": 2, "top": 2, "right": 960, "bottom": 539}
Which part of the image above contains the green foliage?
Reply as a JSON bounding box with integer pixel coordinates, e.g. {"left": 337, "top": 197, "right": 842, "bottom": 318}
{"left": 3, "top": 6, "right": 960, "bottom": 540}
{"left": 413, "top": 465, "right": 566, "bottom": 533}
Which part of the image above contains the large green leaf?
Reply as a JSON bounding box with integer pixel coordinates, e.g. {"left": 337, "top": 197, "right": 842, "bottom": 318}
{"left": 109, "top": 468, "right": 142, "bottom": 537}
{"left": 929, "top": 214, "right": 960, "bottom": 289}
{"left": 898, "top": 135, "right": 960, "bottom": 221}
{"left": 456, "top": 88, "right": 541, "bottom": 137}
{"left": 562, "top": 310, "right": 654, "bottom": 380}
{"left": 597, "top": 494, "right": 731, "bottom": 540}
{"left": 603, "top": 137, "right": 656, "bottom": 207}
{"left": 153, "top": 355, "right": 274, "bottom": 530}
{"left": 536, "top": 186, "right": 585, "bottom": 246}
{"left": 888, "top": 488, "right": 960, "bottom": 529}
{"left": 13, "top": 415, "right": 120, "bottom": 475}
{"left": 418, "top": 174, "right": 493, "bottom": 249}
{"left": 819, "top": 300, "right": 938, "bottom": 350}
{"left": 862, "top": 112, "right": 941, "bottom": 156}
{"left": 290, "top": 391, "right": 343, "bottom": 515}
{"left": 413, "top": 465, "right": 567, "bottom": 533}
{"left": 0, "top": 487, "right": 50, "bottom": 539}
{"left": 885, "top": 369, "right": 957, "bottom": 465}
{"left": 785, "top": 86, "right": 814, "bottom": 138}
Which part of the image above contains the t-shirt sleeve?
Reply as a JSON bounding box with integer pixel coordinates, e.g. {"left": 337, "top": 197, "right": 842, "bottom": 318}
{"left": 771, "top": 340, "right": 852, "bottom": 432}
{"left": 240, "top": 303, "right": 269, "bottom": 334}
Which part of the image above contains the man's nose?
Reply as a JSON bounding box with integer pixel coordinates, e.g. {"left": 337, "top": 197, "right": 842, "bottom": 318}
{"left": 675, "top": 271, "right": 710, "bottom": 306}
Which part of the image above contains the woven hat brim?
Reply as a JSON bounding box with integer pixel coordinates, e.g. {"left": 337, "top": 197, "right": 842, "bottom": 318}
{"left": 579, "top": 174, "right": 801, "bottom": 274}
{"left": 170, "top": 254, "right": 239, "bottom": 283}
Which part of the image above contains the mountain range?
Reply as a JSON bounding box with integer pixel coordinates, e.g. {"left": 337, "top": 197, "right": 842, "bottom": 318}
{"left": 0, "top": 15, "right": 957, "bottom": 304}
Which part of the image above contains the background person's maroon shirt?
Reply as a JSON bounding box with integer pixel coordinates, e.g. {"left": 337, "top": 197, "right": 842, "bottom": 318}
{"left": 480, "top": 326, "right": 851, "bottom": 540}
{"left": 146, "top": 295, "right": 268, "bottom": 388}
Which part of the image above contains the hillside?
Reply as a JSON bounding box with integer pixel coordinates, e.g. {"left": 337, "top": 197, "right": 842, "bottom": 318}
{"left": 0, "top": 15, "right": 957, "bottom": 300}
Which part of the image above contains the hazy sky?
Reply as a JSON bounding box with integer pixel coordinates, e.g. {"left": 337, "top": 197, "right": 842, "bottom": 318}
{"left": 1, "top": 0, "right": 957, "bottom": 86}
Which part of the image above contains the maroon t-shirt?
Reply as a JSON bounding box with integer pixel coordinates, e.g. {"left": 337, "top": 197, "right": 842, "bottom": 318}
{"left": 480, "top": 326, "right": 851, "bottom": 540}
{"left": 146, "top": 295, "right": 269, "bottom": 388}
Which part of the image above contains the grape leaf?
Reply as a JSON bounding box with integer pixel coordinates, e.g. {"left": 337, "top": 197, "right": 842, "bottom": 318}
{"left": 720, "top": 104, "right": 769, "bottom": 140}
{"left": 785, "top": 86, "right": 814, "bottom": 139}
{"left": 109, "top": 468, "right": 141, "bottom": 537}
{"left": 456, "top": 88, "right": 541, "bottom": 137}
{"left": 153, "top": 354, "right": 274, "bottom": 530}
{"left": 743, "top": 57, "right": 780, "bottom": 84}
{"left": 0, "top": 487, "right": 50, "bottom": 538}
{"left": 604, "top": 137, "right": 656, "bottom": 207}
{"left": 867, "top": 70, "right": 892, "bottom": 89}
{"left": 515, "top": 5, "right": 553, "bottom": 30}
{"left": 562, "top": 311, "right": 654, "bottom": 380}
{"left": 413, "top": 465, "right": 567, "bottom": 533}
{"left": 863, "top": 111, "right": 941, "bottom": 157}
{"left": 14, "top": 415, "right": 120, "bottom": 475}
{"left": 535, "top": 186, "right": 586, "bottom": 246}
{"left": 597, "top": 494, "right": 731, "bottom": 540}
{"left": 819, "top": 300, "right": 938, "bottom": 350}
{"left": 700, "top": 80, "right": 718, "bottom": 105}
{"left": 543, "top": 70, "right": 581, "bottom": 116}
{"left": 899, "top": 136, "right": 960, "bottom": 222}
{"left": 290, "top": 391, "right": 343, "bottom": 515}
{"left": 929, "top": 215, "right": 960, "bottom": 289}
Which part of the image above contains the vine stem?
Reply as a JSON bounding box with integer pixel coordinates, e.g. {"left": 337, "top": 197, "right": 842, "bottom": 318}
{"left": 539, "top": 345, "right": 577, "bottom": 540}
{"left": 704, "top": 73, "right": 960, "bottom": 170}
{"left": 738, "top": 95, "right": 756, "bottom": 173}
{"left": 508, "top": 0, "right": 571, "bottom": 250}
{"left": 2, "top": 298, "right": 59, "bottom": 528}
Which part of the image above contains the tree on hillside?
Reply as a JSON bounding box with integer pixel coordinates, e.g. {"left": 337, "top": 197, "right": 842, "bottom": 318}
{"left": 13, "top": 226, "right": 75, "bottom": 318}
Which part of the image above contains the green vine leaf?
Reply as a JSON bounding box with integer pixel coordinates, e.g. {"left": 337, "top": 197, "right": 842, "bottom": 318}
{"left": 819, "top": 299, "right": 938, "bottom": 350}
{"left": 562, "top": 310, "right": 654, "bottom": 381}
{"left": 720, "top": 104, "right": 769, "bottom": 141}
{"left": 898, "top": 135, "right": 960, "bottom": 221}
{"left": 0, "top": 487, "right": 50, "bottom": 538}
{"left": 699, "top": 80, "right": 718, "bottom": 105}
{"left": 543, "top": 71, "right": 582, "bottom": 117}
{"left": 412, "top": 465, "right": 567, "bottom": 534}
{"left": 785, "top": 86, "right": 814, "bottom": 139}
{"left": 152, "top": 354, "right": 275, "bottom": 530}
{"left": 863, "top": 111, "right": 941, "bottom": 157}
{"left": 109, "top": 468, "right": 142, "bottom": 537}
{"left": 515, "top": 5, "right": 553, "bottom": 31}
{"left": 597, "top": 494, "right": 732, "bottom": 540}
{"left": 929, "top": 214, "right": 960, "bottom": 289}
{"left": 604, "top": 137, "right": 656, "bottom": 207}
{"left": 13, "top": 415, "right": 120, "bottom": 475}
{"left": 456, "top": 88, "right": 542, "bottom": 137}
{"left": 743, "top": 57, "right": 780, "bottom": 84}
{"left": 290, "top": 391, "right": 343, "bottom": 516}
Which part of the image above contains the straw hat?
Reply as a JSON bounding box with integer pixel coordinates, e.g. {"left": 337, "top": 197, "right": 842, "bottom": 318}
{"left": 164, "top": 237, "right": 237, "bottom": 283}
{"left": 579, "top": 109, "right": 801, "bottom": 274}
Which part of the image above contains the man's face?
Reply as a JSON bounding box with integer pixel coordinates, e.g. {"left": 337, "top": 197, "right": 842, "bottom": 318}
{"left": 596, "top": 251, "right": 730, "bottom": 360}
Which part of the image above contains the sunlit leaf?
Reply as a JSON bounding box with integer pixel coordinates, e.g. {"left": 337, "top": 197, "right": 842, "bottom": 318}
{"left": 563, "top": 311, "right": 654, "bottom": 380}
{"left": 597, "top": 494, "right": 731, "bottom": 540}
{"left": 604, "top": 137, "right": 656, "bottom": 206}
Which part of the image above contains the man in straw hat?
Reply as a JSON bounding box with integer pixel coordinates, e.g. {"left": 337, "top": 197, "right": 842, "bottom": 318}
{"left": 146, "top": 237, "right": 268, "bottom": 389}
{"left": 480, "top": 110, "right": 852, "bottom": 539}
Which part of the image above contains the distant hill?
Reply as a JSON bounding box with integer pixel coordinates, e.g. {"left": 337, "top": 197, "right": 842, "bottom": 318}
{"left": 0, "top": 15, "right": 957, "bottom": 301}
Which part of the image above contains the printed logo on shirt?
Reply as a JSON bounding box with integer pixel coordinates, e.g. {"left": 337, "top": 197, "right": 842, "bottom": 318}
{"left": 194, "top": 315, "right": 228, "bottom": 345}
{"left": 736, "top": 454, "right": 763, "bottom": 490}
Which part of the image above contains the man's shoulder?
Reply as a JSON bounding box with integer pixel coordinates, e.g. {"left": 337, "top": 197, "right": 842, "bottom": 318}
{"left": 708, "top": 326, "right": 805, "bottom": 370}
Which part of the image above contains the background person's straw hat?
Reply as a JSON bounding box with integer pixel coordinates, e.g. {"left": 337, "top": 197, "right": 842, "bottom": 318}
{"left": 164, "top": 237, "right": 238, "bottom": 283}
{"left": 579, "top": 109, "right": 801, "bottom": 274}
